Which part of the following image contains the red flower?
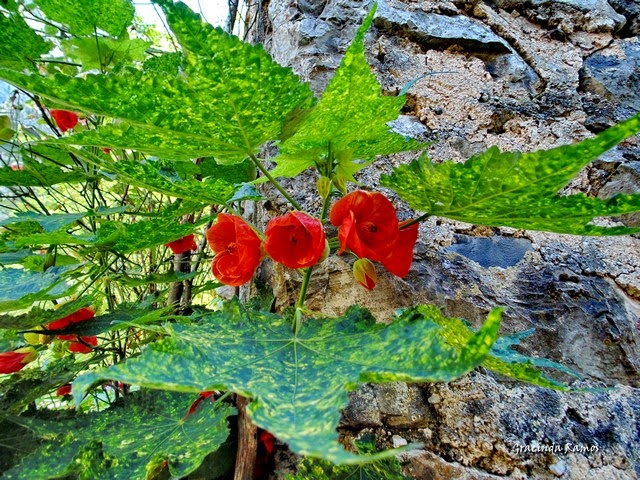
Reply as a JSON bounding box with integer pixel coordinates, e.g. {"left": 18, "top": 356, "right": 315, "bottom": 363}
{"left": 206, "top": 213, "right": 263, "bottom": 287}
{"left": 68, "top": 336, "right": 97, "bottom": 354}
{"left": 165, "top": 234, "right": 197, "bottom": 254}
{"left": 50, "top": 110, "right": 78, "bottom": 132}
{"left": 353, "top": 258, "right": 377, "bottom": 290}
{"left": 57, "top": 384, "right": 72, "bottom": 396}
{"left": 48, "top": 307, "right": 95, "bottom": 342}
{"left": 264, "top": 211, "right": 326, "bottom": 269}
{"left": 187, "top": 390, "right": 218, "bottom": 416}
{"left": 254, "top": 430, "right": 276, "bottom": 479}
{"left": 0, "top": 347, "right": 37, "bottom": 374}
{"left": 330, "top": 190, "right": 399, "bottom": 262}
{"left": 382, "top": 220, "right": 419, "bottom": 278}
{"left": 330, "top": 190, "right": 418, "bottom": 281}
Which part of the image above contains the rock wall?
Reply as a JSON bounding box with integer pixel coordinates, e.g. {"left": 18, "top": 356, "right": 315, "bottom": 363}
{"left": 247, "top": 0, "right": 640, "bottom": 478}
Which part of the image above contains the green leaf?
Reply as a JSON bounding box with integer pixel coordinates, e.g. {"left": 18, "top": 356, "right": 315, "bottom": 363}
{"left": 50, "top": 305, "right": 172, "bottom": 337}
{"left": 270, "top": 4, "right": 425, "bottom": 180}
{"left": 61, "top": 34, "right": 150, "bottom": 71}
{"left": 288, "top": 435, "right": 410, "bottom": 479}
{"left": 0, "top": 265, "right": 81, "bottom": 313}
{"left": 412, "top": 305, "right": 575, "bottom": 390}
{"left": 0, "top": 356, "right": 79, "bottom": 414}
{"left": 0, "top": 114, "right": 15, "bottom": 140}
{"left": 381, "top": 113, "right": 640, "bottom": 235}
{"left": 0, "top": 2, "right": 314, "bottom": 163}
{"left": 3, "top": 390, "right": 234, "bottom": 479}
{"left": 0, "top": 207, "right": 127, "bottom": 233}
{"left": 0, "top": 10, "right": 51, "bottom": 68}
{"left": 0, "top": 157, "right": 86, "bottom": 187}
{"left": 14, "top": 204, "right": 212, "bottom": 254}
{"left": 0, "top": 296, "right": 93, "bottom": 330}
{"left": 74, "top": 300, "right": 501, "bottom": 464}
{"left": 0, "top": 249, "right": 34, "bottom": 266}
{"left": 110, "top": 271, "right": 198, "bottom": 288}
{"left": 34, "top": 0, "right": 135, "bottom": 36}
{"left": 60, "top": 146, "right": 239, "bottom": 204}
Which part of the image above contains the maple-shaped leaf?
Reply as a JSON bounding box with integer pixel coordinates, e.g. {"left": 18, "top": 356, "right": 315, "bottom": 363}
{"left": 382, "top": 113, "right": 640, "bottom": 235}
{"left": 0, "top": 265, "right": 81, "bottom": 313}
{"left": 3, "top": 390, "right": 234, "bottom": 479}
{"left": 34, "top": 0, "right": 135, "bottom": 37}
{"left": 270, "top": 4, "right": 426, "bottom": 181}
{"left": 74, "top": 300, "right": 502, "bottom": 464}
{"left": 0, "top": 9, "right": 51, "bottom": 69}
{"left": 0, "top": 1, "right": 314, "bottom": 163}
{"left": 15, "top": 209, "right": 211, "bottom": 254}
{"left": 288, "top": 434, "right": 410, "bottom": 479}
{"left": 0, "top": 207, "right": 127, "bottom": 233}
{"left": 409, "top": 305, "right": 576, "bottom": 390}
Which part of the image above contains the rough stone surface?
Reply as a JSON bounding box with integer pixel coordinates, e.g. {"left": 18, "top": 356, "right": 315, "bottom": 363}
{"left": 250, "top": 0, "right": 640, "bottom": 478}
{"left": 609, "top": 0, "right": 640, "bottom": 36}
{"left": 580, "top": 37, "right": 640, "bottom": 125}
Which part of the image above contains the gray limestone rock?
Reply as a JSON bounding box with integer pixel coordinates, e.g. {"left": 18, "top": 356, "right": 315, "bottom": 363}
{"left": 580, "top": 37, "right": 640, "bottom": 123}
{"left": 608, "top": 0, "right": 640, "bottom": 36}
{"left": 487, "top": 0, "right": 626, "bottom": 33}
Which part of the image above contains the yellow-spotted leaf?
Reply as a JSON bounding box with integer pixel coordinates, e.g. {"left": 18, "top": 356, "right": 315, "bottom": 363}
{"left": 74, "top": 300, "right": 502, "bottom": 464}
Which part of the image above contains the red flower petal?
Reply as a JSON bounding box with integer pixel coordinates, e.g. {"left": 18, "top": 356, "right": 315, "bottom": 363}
{"left": 57, "top": 384, "right": 72, "bottom": 396}
{"left": 187, "top": 390, "right": 217, "bottom": 416}
{"left": 0, "top": 350, "right": 31, "bottom": 374}
{"left": 207, "top": 214, "right": 263, "bottom": 286}
{"left": 48, "top": 307, "right": 95, "bottom": 331}
{"left": 330, "top": 190, "right": 398, "bottom": 261}
{"left": 68, "top": 336, "right": 97, "bottom": 353}
{"left": 382, "top": 222, "right": 419, "bottom": 278}
{"left": 50, "top": 110, "right": 79, "bottom": 133}
{"left": 56, "top": 334, "right": 78, "bottom": 341}
{"left": 264, "top": 211, "right": 326, "bottom": 269}
{"left": 165, "top": 234, "right": 197, "bottom": 254}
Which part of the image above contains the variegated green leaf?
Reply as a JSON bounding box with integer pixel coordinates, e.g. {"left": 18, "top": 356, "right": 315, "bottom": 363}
{"left": 381, "top": 113, "right": 640, "bottom": 235}
{"left": 14, "top": 202, "right": 212, "bottom": 254}
{"left": 0, "top": 265, "right": 81, "bottom": 313}
{"left": 3, "top": 391, "right": 234, "bottom": 479}
{"left": 34, "top": 0, "right": 135, "bottom": 37}
{"left": 74, "top": 300, "right": 501, "bottom": 464}
{"left": 0, "top": 207, "right": 127, "bottom": 233}
{"left": 270, "top": 5, "right": 425, "bottom": 181}
{"left": 0, "top": 9, "right": 51, "bottom": 68}
{"left": 412, "top": 305, "right": 576, "bottom": 390}
{"left": 287, "top": 435, "right": 409, "bottom": 479}
{"left": 0, "top": 2, "right": 315, "bottom": 163}
{"left": 0, "top": 296, "right": 93, "bottom": 330}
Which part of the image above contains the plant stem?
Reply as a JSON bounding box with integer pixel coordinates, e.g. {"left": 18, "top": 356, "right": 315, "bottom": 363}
{"left": 248, "top": 153, "right": 302, "bottom": 211}
{"left": 295, "top": 267, "right": 313, "bottom": 311}
{"left": 320, "top": 183, "right": 333, "bottom": 222}
{"left": 400, "top": 213, "right": 430, "bottom": 230}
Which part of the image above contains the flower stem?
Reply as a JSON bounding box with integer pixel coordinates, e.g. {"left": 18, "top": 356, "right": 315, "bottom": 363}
{"left": 320, "top": 183, "right": 333, "bottom": 222}
{"left": 248, "top": 153, "right": 302, "bottom": 211}
{"left": 295, "top": 267, "right": 313, "bottom": 311}
{"left": 400, "top": 213, "right": 430, "bottom": 230}
{"left": 293, "top": 266, "right": 314, "bottom": 334}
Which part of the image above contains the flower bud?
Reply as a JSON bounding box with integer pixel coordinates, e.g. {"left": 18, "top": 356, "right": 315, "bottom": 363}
{"left": 353, "top": 258, "right": 377, "bottom": 290}
{"left": 332, "top": 174, "right": 347, "bottom": 194}
{"left": 24, "top": 332, "right": 42, "bottom": 345}
{"left": 14, "top": 346, "right": 37, "bottom": 364}
{"left": 316, "top": 176, "right": 331, "bottom": 199}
